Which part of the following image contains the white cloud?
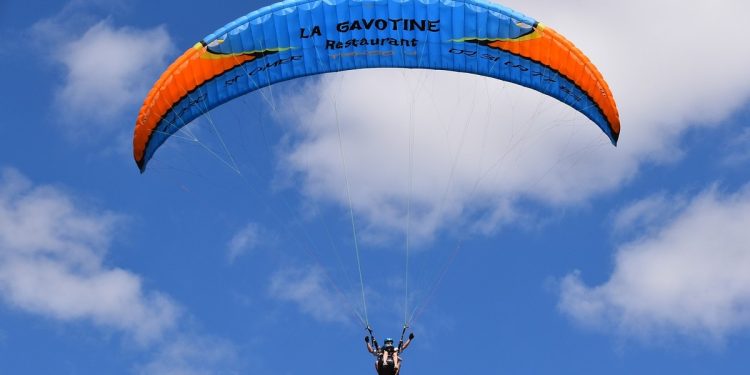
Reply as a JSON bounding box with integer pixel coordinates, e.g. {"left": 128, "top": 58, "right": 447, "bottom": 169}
{"left": 559, "top": 185, "right": 750, "bottom": 341}
{"left": 0, "top": 168, "right": 179, "bottom": 344}
{"left": 277, "top": 0, "right": 750, "bottom": 243}
{"left": 280, "top": 71, "right": 616, "bottom": 244}
{"left": 269, "top": 265, "right": 351, "bottom": 323}
{"left": 31, "top": 3, "right": 175, "bottom": 133}
{"left": 227, "top": 223, "right": 262, "bottom": 263}
{"left": 52, "top": 20, "right": 174, "bottom": 127}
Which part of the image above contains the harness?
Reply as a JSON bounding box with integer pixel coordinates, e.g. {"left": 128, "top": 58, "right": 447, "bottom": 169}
{"left": 376, "top": 346, "right": 400, "bottom": 374}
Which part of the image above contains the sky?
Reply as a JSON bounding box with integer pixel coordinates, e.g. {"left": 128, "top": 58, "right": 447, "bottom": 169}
{"left": 1, "top": 0, "right": 750, "bottom": 373}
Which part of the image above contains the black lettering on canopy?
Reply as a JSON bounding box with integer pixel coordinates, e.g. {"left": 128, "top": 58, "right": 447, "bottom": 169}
{"left": 335, "top": 18, "right": 440, "bottom": 33}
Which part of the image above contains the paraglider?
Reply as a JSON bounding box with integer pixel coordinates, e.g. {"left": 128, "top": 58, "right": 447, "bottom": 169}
{"left": 366, "top": 326, "right": 414, "bottom": 375}
{"left": 133, "top": 0, "right": 620, "bottom": 373}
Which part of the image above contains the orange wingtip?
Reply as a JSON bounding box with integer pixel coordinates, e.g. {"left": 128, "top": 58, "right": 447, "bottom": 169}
{"left": 133, "top": 43, "right": 258, "bottom": 168}
{"left": 486, "top": 24, "right": 620, "bottom": 139}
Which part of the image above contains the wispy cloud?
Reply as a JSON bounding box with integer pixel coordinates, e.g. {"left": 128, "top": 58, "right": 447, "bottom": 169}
{"left": 612, "top": 193, "right": 689, "bottom": 236}
{"left": 136, "top": 334, "right": 241, "bottom": 375}
{"left": 559, "top": 185, "right": 750, "bottom": 342}
{"left": 277, "top": 0, "right": 750, "bottom": 243}
{"left": 0, "top": 168, "right": 179, "bottom": 344}
{"left": 721, "top": 127, "right": 750, "bottom": 166}
{"left": 269, "top": 265, "right": 351, "bottom": 323}
{"left": 227, "top": 222, "right": 263, "bottom": 263}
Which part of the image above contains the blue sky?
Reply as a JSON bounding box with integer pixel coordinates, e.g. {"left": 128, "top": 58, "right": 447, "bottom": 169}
{"left": 2, "top": 0, "right": 750, "bottom": 374}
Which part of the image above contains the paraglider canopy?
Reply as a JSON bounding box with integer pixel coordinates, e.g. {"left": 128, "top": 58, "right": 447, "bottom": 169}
{"left": 133, "top": 0, "right": 619, "bottom": 171}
